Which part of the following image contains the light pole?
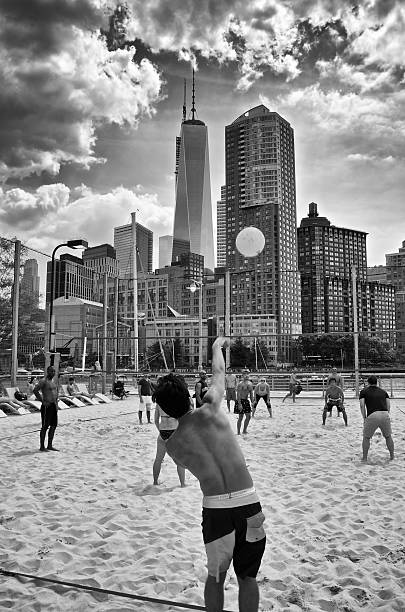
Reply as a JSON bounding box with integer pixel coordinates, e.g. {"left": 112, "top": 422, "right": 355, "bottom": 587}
{"left": 187, "top": 279, "right": 203, "bottom": 370}
{"left": 352, "top": 265, "right": 360, "bottom": 397}
{"left": 48, "top": 239, "right": 88, "bottom": 353}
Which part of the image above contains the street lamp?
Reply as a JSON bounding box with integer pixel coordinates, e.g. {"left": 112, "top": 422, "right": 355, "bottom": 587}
{"left": 48, "top": 239, "right": 88, "bottom": 353}
{"left": 187, "top": 279, "right": 203, "bottom": 370}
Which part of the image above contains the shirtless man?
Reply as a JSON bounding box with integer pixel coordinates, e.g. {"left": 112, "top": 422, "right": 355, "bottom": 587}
{"left": 225, "top": 368, "right": 238, "bottom": 412}
{"left": 327, "top": 367, "right": 344, "bottom": 389}
{"left": 34, "top": 366, "right": 59, "bottom": 452}
{"left": 323, "top": 378, "right": 347, "bottom": 426}
{"left": 153, "top": 338, "right": 266, "bottom": 612}
{"left": 236, "top": 371, "right": 255, "bottom": 435}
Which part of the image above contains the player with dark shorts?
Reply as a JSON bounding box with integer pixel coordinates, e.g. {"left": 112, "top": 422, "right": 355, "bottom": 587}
{"left": 236, "top": 372, "right": 254, "bottom": 435}
{"left": 34, "top": 366, "right": 59, "bottom": 452}
{"left": 359, "top": 375, "right": 394, "bottom": 462}
{"left": 153, "top": 337, "right": 266, "bottom": 612}
{"left": 323, "top": 378, "right": 347, "bottom": 426}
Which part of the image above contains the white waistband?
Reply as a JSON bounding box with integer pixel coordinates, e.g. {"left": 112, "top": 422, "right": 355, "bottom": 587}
{"left": 203, "top": 487, "right": 259, "bottom": 509}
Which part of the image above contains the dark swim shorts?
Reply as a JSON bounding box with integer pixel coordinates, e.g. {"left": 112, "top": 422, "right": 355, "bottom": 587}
{"left": 41, "top": 402, "right": 58, "bottom": 428}
{"left": 238, "top": 398, "right": 251, "bottom": 414}
{"left": 202, "top": 495, "right": 266, "bottom": 581}
{"left": 326, "top": 398, "right": 343, "bottom": 412}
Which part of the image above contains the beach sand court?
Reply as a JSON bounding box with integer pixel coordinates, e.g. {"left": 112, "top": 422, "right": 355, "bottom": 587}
{"left": 1, "top": 396, "right": 405, "bottom": 611}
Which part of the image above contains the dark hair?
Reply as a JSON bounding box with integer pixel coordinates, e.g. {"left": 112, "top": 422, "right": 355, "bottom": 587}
{"left": 368, "top": 375, "right": 378, "bottom": 385}
{"left": 329, "top": 377, "right": 336, "bottom": 383}
{"left": 69, "top": 376, "right": 75, "bottom": 382}
{"left": 152, "top": 373, "right": 191, "bottom": 418}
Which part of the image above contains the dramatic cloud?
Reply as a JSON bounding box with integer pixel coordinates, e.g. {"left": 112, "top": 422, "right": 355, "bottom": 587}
{"left": 0, "top": 0, "right": 163, "bottom": 181}
{"left": 0, "top": 184, "right": 173, "bottom": 258}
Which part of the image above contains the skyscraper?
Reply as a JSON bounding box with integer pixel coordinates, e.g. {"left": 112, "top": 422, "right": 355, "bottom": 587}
{"left": 171, "top": 73, "right": 215, "bottom": 271}
{"left": 225, "top": 105, "right": 301, "bottom": 360}
{"left": 21, "top": 258, "right": 40, "bottom": 306}
{"left": 114, "top": 222, "right": 153, "bottom": 276}
{"left": 298, "top": 202, "right": 395, "bottom": 341}
{"left": 216, "top": 185, "right": 226, "bottom": 267}
{"left": 159, "top": 235, "right": 173, "bottom": 268}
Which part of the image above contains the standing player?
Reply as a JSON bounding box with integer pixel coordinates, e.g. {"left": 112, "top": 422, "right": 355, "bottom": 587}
{"left": 137, "top": 374, "right": 155, "bottom": 424}
{"left": 195, "top": 370, "right": 209, "bottom": 408}
{"left": 236, "top": 371, "right": 255, "bottom": 435}
{"left": 327, "top": 366, "right": 344, "bottom": 389}
{"left": 252, "top": 378, "right": 272, "bottom": 418}
{"left": 153, "top": 337, "right": 266, "bottom": 612}
{"left": 282, "top": 368, "right": 300, "bottom": 403}
{"left": 153, "top": 403, "right": 186, "bottom": 487}
{"left": 34, "top": 366, "right": 59, "bottom": 452}
{"left": 322, "top": 378, "right": 347, "bottom": 426}
{"left": 225, "top": 368, "right": 238, "bottom": 413}
{"left": 359, "top": 375, "right": 394, "bottom": 462}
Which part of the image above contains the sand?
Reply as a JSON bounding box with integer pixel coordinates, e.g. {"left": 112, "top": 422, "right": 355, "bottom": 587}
{"left": 1, "top": 394, "right": 405, "bottom": 611}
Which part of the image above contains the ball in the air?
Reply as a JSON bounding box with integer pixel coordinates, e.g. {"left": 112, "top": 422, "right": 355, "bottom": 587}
{"left": 235, "top": 227, "right": 265, "bottom": 258}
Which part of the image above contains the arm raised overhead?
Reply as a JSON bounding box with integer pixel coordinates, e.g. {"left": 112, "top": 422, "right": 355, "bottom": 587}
{"left": 202, "top": 336, "right": 228, "bottom": 410}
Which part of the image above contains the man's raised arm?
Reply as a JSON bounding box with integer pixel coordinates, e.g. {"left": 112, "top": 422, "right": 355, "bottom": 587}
{"left": 203, "top": 336, "right": 228, "bottom": 409}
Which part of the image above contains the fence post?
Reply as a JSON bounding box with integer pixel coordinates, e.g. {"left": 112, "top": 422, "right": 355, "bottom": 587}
{"left": 11, "top": 240, "right": 21, "bottom": 387}
{"left": 390, "top": 374, "right": 394, "bottom": 398}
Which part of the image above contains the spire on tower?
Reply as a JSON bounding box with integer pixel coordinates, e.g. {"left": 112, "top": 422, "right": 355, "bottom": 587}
{"left": 191, "top": 68, "right": 196, "bottom": 121}
{"left": 182, "top": 79, "right": 187, "bottom": 123}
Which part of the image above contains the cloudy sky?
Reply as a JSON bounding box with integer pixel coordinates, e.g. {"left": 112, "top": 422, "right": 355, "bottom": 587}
{"left": 0, "top": 0, "right": 404, "bottom": 277}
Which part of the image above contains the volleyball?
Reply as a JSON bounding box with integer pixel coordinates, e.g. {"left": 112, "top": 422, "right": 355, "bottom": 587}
{"left": 235, "top": 227, "right": 265, "bottom": 258}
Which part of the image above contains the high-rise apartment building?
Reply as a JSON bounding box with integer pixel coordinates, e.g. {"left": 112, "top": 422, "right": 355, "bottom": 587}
{"left": 216, "top": 185, "right": 226, "bottom": 267}
{"left": 21, "top": 258, "right": 40, "bottom": 306}
{"left": 83, "top": 244, "right": 119, "bottom": 277}
{"left": 386, "top": 241, "right": 405, "bottom": 351}
{"left": 298, "top": 202, "right": 395, "bottom": 341}
{"left": 46, "top": 254, "right": 94, "bottom": 305}
{"left": 159, "top": 235, "right": 173, "bottom": 268}
{"left": 225, "top": 105, "right": 301, "bottom": 360}
{"left": 171, "top": 76, "right": 215, "bottom": 271}
{"left": 114, "top": 222, "right": 153, "bottom": 276}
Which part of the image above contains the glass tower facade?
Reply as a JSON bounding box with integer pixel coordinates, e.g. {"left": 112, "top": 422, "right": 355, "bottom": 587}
{"left": 225, "top": 105, "right": 301, "bottom": 360}
{"left": 172, "top": 118, "right": 215, "bottom": 272}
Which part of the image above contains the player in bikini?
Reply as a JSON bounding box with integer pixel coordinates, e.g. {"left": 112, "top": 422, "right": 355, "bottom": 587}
{"left": 152, "top": 402, "right": 186, "bottom": 487}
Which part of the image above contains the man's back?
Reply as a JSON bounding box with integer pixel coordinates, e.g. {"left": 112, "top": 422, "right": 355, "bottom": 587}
{"left": 360, "top": 385, "right": 389, "bottom": 416}
{"left": 166, "top": 405, "right": 253, "bottom": 496}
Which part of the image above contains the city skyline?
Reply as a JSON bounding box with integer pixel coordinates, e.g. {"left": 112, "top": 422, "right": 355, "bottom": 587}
{"left": 0, "top": 2, "right": 404, "bottom": 269}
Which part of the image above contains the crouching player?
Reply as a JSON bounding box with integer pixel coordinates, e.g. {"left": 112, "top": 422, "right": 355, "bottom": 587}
{"left": 323, "top": 377, "right": 348, "bottom": 426}
{"left": 153, "top": 337, "right": 266, "bottom": 612}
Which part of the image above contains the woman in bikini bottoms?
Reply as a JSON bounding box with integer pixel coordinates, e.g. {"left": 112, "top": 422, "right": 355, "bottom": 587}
{"left": 153, "top": 403, "right": 186, "bottom": 487}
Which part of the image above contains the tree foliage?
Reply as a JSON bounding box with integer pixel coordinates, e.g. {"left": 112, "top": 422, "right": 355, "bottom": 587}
{"left": 230, "top": 337, "right": 271, "bottom": 369}
{"left": 0, "top": 238, "right": 45, "bottom": 352}
{"left": 297, "top": 333, "right": 396, "bottom": 367}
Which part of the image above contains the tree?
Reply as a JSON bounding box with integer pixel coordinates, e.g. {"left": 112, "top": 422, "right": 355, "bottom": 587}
{"left": 0, "top": 238, "right": 45, "bottom": 356}
{"left": 230, "top": 338, "right": 252, "bottom": 368}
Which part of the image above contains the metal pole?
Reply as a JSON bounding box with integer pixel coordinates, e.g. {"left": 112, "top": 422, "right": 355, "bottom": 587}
{"left": 352, "top": 265, "right": 360, "bottom": 398}
{"left": 49, "top": 244, "right": 65, "bottom": 352}
{"left": 11, "top": 240, "right": 21, "bottom": 386}
{"left": 198, "top": 283, "right": 203, "bottom": 370}
{"left": 102, "top": 273, "right": 108, "bottom": 394}
{"left": 225, "top": 269, "right": 230, "bottom": 368}
{"left": 131, "top": 212, "right": 139, "bottom": 372}
{"left": 112, "top": 276, "right": 119, "bottom": 382}
{"left": 255, "top": 337, "right": 258, "bottom": 371}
